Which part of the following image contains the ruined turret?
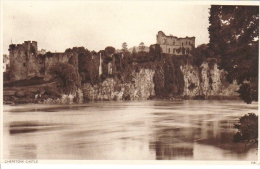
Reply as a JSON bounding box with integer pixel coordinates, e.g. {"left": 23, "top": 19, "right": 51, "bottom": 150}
{"left": 9, "top": 41, "right": 41, "bottom": 81}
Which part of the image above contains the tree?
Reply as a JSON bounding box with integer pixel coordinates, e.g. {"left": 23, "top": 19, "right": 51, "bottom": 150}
{"left": 136, "top": 51, "right": 149, "bottom": 63}
{"left": 65, "top": 48, "right": 72, "bottom": 53}
{"left": 191, "top": 44, "right": 214, "bottom": 66}
{"left": 132, "top": 47, "right": 137, "bottom": 58}
{"left": 233, "top": 113, "right": 258, "bottom": 150}
{"left": 149, "top": 44, "right": 162, "bottom": 61}
{"left": 122, "top": 42, "right": 128, "bottom": 52}
{"left": 208, "top": 5, "right": 259, "bottom": 103}
{"left": 49, "top": 63, "right": 81, "bottom": 94}
{"left": 139, "top": 42, "right": 145, "bottom": 51}
{"left": 105, "top": 46, "right": 115, "bottom": 56}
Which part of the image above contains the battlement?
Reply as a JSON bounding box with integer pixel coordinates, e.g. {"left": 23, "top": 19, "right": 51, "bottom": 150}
{"left": 9, "top": 41, "right": 38, "bottom": 52}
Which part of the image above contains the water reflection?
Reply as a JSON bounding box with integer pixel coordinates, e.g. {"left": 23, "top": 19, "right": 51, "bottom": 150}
{"left": 149, "top": 108, "right": 257, "bottom": 160}
{"left": 3, "top": 100, "right": 258, "bottom": 160}
{"left": 10, "top": 144, "right": 37, "bottom": 159}
{"left": 149, "top": 127, "right": 195, "bottom": 160}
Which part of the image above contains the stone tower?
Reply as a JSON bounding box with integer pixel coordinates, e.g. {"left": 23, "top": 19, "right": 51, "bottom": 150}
{"left": 9, "top": 41, "right": 40, "bottom": 81}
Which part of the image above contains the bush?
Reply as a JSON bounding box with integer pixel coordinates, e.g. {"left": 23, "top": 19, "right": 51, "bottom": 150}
{"left": 149, "top": 44, "right": 161, "bottom": 61}
{"left": 237, "top": 80, "right": 258, "bottom": 104}
{"left": 49, "top": 63, "right": 81, "bottom": 94}
{"left": 14, "top": 90, "right": 26, "bottom": 98}
{"left": 44, "top": 86, "right": 61, "bottom": 98}
{"left": 233, "top": 113, "right": 258, "bottom": 150}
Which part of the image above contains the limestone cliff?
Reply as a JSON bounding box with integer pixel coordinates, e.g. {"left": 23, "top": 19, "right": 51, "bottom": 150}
{"left": 82, "top": 58, "right": 239, "bottom": 101}
{"left": 181, "top": 61, "right": 239, "bottom": 99}
{"left": 83, "top": 69, "right": 155, "bottom": 101}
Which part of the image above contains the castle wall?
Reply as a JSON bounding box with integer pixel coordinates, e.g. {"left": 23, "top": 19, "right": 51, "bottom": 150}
{"left": 9, "top": 41, "right": 80, "bottom": 82}
{"left": 27, "top": 53, "right": 41, "bottom": 78}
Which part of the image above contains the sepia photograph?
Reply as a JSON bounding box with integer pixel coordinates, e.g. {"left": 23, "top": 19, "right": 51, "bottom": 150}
{"left": 1, "top": 0, "right": 259, "bottom": 165}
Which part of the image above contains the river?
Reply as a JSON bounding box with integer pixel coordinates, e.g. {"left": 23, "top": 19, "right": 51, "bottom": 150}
{"left": 3, "top": 100, "right": 258, "bottom": 160}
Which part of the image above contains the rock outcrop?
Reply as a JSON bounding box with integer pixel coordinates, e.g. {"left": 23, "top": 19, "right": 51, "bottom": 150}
{"left": 82, "top": 58, "right": 239, "bottom": 101}
{"left": 83, "top": 69, "right": 155, "bottom": 101}
{"left": 181, "top": 61, "right": 239, "bottom": 99}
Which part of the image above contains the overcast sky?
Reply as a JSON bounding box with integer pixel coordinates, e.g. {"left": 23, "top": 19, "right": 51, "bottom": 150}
{"left": 3, "top": 1, "right": 212, "bottom": 54}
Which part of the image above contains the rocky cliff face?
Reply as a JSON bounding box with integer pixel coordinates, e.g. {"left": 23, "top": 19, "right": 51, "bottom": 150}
{"left": 181, "top": 63, "right": 201, "bottom": 97}
{"left": 83, "top": 69, "right": 155, "bottom": 101}
{"left": 82, "top": 58, "right": 239, "bottom": 101}
{"left": 181, "top": 61, "right": 239, "bottom": 99}
{"left": 4, "top": 57, "right": 239, "bottom": 105}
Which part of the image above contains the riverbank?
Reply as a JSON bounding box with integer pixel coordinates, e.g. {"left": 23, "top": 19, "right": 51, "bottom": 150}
{"left": 3, "top": 90, "right": 240, "bottom": 105}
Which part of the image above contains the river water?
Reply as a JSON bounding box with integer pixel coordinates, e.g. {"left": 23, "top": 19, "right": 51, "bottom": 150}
{"left": 3, "top": 100, "right": 258, "bottom": 160}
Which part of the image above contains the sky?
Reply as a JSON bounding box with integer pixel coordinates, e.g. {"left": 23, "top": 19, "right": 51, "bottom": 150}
{"left": 2, "top": 1, "right": 211, "bottom": 54}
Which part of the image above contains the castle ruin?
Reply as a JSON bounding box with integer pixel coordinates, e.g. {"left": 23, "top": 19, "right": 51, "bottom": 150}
{"left": 8, "top": 41, "right": 78, "bottom": 81}
{"left": 156, "top": 31, "right": 195, "bottom": 55}
{"left": 7, "top": 31, "right": 195, "bottom": 82}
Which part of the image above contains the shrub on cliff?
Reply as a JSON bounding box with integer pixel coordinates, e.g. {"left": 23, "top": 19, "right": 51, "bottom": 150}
{"left": 149, "top": 44, "right": 162, "bottom": 61}
{"left": 77, "top": 48, "right": 95, "bottom": 84}
{"left": 105, "top": 46, "right": 115, "bottom": 56}
{"left": 190, "top": 44, "right": 214, "bottom": 67}
{"left": 153, "top": 56, "right": 184, "bottom": 97}
{"left": 49, "top": 63, "right": 81, "bottom": 94}
{"left": 135, "top": 51, "right": 150, "bottom": 63}
{"left": 44, "top": 86, "right": 61, "bottom": 98}
{"left": 163, "top": 55, "right": 184, "bottom": 96}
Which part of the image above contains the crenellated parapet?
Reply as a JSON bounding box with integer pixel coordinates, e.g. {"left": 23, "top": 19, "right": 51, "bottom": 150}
{"left": 9, "top": 41, "right": 38, "bottom": 53}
